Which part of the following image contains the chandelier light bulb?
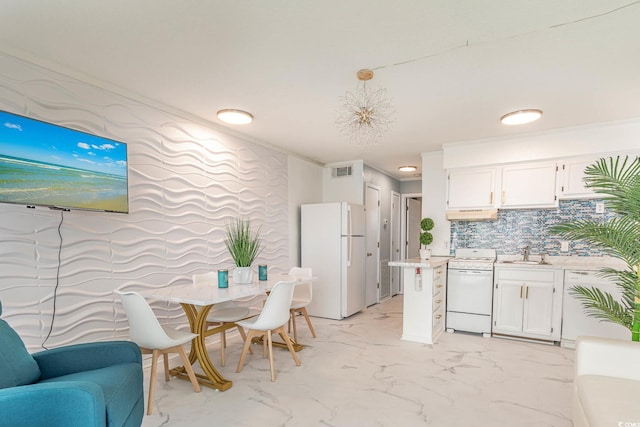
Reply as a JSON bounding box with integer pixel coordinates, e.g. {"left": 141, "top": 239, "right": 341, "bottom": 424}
{"left": 336, "top": 69, "right": 394, "bottom": 146}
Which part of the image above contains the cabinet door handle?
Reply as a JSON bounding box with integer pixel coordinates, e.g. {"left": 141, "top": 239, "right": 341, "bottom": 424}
{"left": 489, "top": 191, "right": 494, "bottom": 204}
{"left": 502, "top": 191, "right": 506, "bottom": 204}
{"left": 435, "top": 314, "right": 442, "bottom": 320}
{"left": 519, "top": 285, "right": 523, "bottom": 299}
{"left": 526, "top": 286, "right": 529, "bottom": 299}
{"left": 435, "top": 299, "right": 442, "bottom": 304}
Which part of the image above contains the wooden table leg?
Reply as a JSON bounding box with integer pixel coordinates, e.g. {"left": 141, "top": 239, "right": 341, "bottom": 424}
{"left": 169, "top": 303, "right": 233, "bottom": 391}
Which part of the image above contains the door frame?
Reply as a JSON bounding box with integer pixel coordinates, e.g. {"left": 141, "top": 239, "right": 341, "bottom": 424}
{"left": 365, "top": 183, "right": 381, "bottom": 306}
{"left": 400, "top": 192, "right": 421, "bottom": 294}
{"left": 390, "top": 191, "right": 401, "bottom": 297}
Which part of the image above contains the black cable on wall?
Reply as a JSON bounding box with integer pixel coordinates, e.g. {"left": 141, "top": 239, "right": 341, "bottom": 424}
{"left": 41, "top": 209, "right": 66, "bottom": 350}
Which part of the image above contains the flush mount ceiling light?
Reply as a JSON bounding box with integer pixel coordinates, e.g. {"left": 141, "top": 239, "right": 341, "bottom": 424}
{"left": 500, "top": 109, "right": 543, "bottom": 126}
{"left": 335, "top": 69, "right": 394, "bottom": 146}
{"left": 217, "top": 109, "right": 254, "bottom": 125}
{"left": 398, "top": 165, "right": 417, "bottom": 172}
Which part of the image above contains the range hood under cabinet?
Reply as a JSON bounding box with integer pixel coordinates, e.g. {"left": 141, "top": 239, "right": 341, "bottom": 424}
{"left": 445, "top": 209, "right": 498, "bottom": 221}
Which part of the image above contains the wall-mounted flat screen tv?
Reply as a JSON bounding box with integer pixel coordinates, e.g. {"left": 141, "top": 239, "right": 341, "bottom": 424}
{"left": 0, "top": 110, "right": 129, "bottom": 213}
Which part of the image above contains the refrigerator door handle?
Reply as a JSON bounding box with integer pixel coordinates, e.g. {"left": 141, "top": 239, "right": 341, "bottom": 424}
{"left": 347, "top": 204, "right": 352, "bottom": 236}
{"left": 347, "top": 235, "right": 352, "bottom": 267}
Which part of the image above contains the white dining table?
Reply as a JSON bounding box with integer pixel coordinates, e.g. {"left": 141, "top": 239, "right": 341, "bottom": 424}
{"left": 143, "top": 274, "right": 311, "bottom": 391}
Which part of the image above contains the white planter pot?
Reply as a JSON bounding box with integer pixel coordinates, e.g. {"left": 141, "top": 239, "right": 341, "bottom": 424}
{"left": 419, "top": 248, "right": 431, "bottom": 260}
{"left": 232, "top": 267, "right": 254, "bottom": 284}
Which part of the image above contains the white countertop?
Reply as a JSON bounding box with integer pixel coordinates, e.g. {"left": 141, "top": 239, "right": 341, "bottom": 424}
{"left": 388, "top": 256, "right": 451, "bottom": 269}
{"left": 495, "top": 255, "right": 626, "bottom": 271}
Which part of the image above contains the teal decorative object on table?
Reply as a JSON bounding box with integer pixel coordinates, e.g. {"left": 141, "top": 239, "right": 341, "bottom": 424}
{"left": 217, "top": 269, "right": 228, "bottom": 288}
{"left": 259, "top": 264, "right": 268, "bottom": 281}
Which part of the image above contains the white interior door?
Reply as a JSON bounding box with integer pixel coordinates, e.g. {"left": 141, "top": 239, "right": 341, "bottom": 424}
{"left": 365, "top": 184, "right": 380, "bottom": 307}
{"left": 390, "top": 191, "right": 401, "bottom": 296}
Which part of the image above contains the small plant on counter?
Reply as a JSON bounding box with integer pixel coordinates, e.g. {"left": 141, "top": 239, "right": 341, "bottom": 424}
{"left": 550, "top": 155, "right": 640, "bottom": 341}
{"left": 419, "top": 217, "right": 435, "bottom": 259}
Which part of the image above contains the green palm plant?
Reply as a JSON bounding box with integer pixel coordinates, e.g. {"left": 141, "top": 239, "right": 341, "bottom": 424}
{"left": 550, "top": 155, "right": 640, "bottom": 341}
{"left": 224, "top": 217, "right": 263, "bottom": 267}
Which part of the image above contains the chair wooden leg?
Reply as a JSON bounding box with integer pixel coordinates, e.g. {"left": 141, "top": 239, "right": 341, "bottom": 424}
{"left": 262, "top": 331, "right": 268, "bottom": 358}
{"left": 237, "top": 325, "right": 253, "bottom": 355}
{"left": 276, "top": 325, "right": 301, "bottom": 366}
{"left": 301, "top": 307, "right": 317, "bottom": 338}
{"left": 267, "top": 330, "right": 276, "bottom": 382}
{"left": 176, "top": 345, "right": 201, "bottom": 393}
{"left": 220, "top": 330, "right": 226, "bottom": 366}
{"left": 163, "top": 353, "right": 170, "bottom": 381}
{"left": 291, "top": 310, "right": 298, "bottom": 342}
{"left": 147, "top": 349, "right": 159, "bottom": 415}
{"left": 237, "top": 329, "right": 257, "bottom": 373}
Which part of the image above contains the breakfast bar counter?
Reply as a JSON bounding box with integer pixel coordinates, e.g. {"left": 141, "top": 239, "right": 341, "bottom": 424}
{"left": 389, "top": 257, "right": 450, "bottom": 344}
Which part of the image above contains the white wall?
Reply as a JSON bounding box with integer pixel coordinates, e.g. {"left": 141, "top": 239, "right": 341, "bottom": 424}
{"left": 322, "top": 160, "right": 364, "bottom": 205}
{"left": 421, "top": 151, "right": 450, "bottom": 256}
{"left": 400, "top": 179, "right": 421, "bottom": 194}
{"left": 288, "top": 156, "right": 323, "bottom": 266}
{"left": 442, "top": 119, "right": 640, "bottom": 169}
{"left": 0, "top": 53, "right": 295, "bottom": 351}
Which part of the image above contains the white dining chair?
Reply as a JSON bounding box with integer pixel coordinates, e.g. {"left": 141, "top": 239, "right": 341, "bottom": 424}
{"left": 192, "top": 272, "right": 254, "bottom": 366}
{"left": 236, "top": 280, "right": 301, "bottom": 381}
{"left": 288, "top": 267, "right": 316, "bottom": 341}
{"left": 115, "top": 290, "right": 201, "bottom": 415}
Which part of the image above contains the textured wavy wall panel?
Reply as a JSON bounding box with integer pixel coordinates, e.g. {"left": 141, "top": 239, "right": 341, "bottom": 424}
{"left": 0, "top": 54, "right": 289, "bottom": 351}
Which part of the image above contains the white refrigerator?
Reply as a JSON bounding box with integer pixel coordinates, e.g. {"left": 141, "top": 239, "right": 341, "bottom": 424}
{"left": 301, "top": 202, "right": 366, "bottom": 320}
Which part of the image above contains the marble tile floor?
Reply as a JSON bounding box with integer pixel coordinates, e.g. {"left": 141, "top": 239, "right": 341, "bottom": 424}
{"left": 142, "top": 296, "right": 574, "bottom": 427}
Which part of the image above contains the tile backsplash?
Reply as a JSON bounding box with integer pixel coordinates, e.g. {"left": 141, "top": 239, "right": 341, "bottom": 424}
{"left": 450, "top": 199, "right": 616, "bottom": 256}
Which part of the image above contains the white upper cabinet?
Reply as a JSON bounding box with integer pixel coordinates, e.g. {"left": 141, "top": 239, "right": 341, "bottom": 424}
{"left": 446, "top": 167, "right": 497, "bottom": 209}
{"left": 558, "top": 156, "right": 598, "bottom": 199}
{"left": 500, "top": 161, "right": 558, "bottom": 209}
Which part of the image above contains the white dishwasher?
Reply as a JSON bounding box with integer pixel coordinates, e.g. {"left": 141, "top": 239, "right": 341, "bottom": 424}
{"left": 561, "top": 269, "right": 629, "bottom": 347}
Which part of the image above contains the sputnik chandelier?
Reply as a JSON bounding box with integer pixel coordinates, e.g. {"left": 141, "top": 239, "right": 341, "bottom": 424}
{"left": 336, "top": 69, "right": 394, "bottom": 146}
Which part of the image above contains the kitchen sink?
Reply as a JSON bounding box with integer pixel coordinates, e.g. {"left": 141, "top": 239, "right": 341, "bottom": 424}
{"left": 500, "top": 260, "right": 550, "bottom": 265}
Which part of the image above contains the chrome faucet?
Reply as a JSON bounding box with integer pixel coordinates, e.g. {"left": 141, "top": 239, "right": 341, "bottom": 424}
{"left": 522, "top": 245, "right": 530, "bottom": 261}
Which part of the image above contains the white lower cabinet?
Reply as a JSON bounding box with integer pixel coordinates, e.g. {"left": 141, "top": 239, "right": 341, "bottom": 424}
{"left": 492, "top": 266, "right": 563, "bottom": 342}
{"left": 400, "top": 263, "right": 447, "bottom": 344}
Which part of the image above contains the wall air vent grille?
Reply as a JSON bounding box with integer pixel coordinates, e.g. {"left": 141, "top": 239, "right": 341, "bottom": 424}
{"left": 332, "top": 166, "right": 352, "bottom": 177}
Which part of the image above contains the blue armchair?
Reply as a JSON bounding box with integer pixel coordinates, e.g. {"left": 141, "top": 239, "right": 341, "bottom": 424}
{"left": 0, "top": 301, "right": 144, "bottom": 427}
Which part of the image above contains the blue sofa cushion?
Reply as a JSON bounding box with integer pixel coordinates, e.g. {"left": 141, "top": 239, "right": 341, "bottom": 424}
{"left": 0, "top": 318, "right": 42, "bottom": 389}
{"left": 41, "top": 362, "right": 143, "bottom": 427}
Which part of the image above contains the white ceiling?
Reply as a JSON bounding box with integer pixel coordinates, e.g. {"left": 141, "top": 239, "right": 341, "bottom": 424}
{"left": 1, "top": 1, "right": 640, "bottom": 179}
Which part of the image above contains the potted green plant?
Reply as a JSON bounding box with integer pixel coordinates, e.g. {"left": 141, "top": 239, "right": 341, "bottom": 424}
{"left": 550, "top": 155, "right": 640, "bottom": 341}
{"left": 419, "top": 217, "right": 434, "bottom": 260}
{"left": 224, "top": 217, "right": 263, "bottom": 284}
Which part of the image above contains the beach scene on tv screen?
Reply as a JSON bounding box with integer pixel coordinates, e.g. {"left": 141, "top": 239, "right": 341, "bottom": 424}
{"left": 0, "top": 111, "right": 128, "bottom": 213}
